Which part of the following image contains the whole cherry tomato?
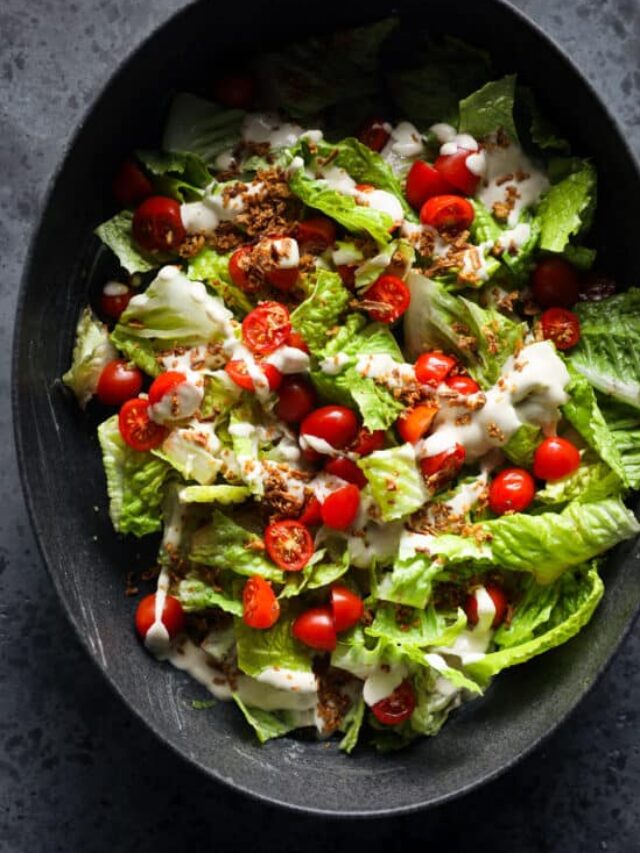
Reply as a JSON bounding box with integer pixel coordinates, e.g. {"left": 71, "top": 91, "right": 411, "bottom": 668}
{"left": 405, "top": 160, "right": 456, "bottom": 210}
{"left": 276, "top": 376, "right": 316, "bottom": 424}
{"left": 324, "top": 457, "right": 368, "bottom": 489}
{"left": 148, "top": 371, "right": 187, "bottom": 405}
{"left": 99, "top": 281, "right": 133, "bottom": 320}
{"left": 397, "top": 404, "right": 439, "bottom": 444}
{"left": 420, "top": 194, "right": 474, "bottom": 232}
{"left": 415, "top": 351, "right": 457, "bottom": 386}
{"left": 112, "top": 159, "right": 153, "bottom": 208}
{"left": 264, "top": 520, "right": 314, "bottom": 572}
{"left": 300, "top": 406, "right": 359, "bottom": 450}
{"left": 132, "top": 196, "right": 185, "bottom": 252}
{"left": 445, "top": 375, "right": 480, "bottom": 394}
{"left": 533, "top": 436, "right": 581, "bottom": 481}
{"left": 464, "top": 583, "right": 508, "bottom": 629}
{"left": 330, "top": 586, "right": 364, "bottom": 632}
{"left": 242, "top": 301, "right": 291, "bottom": 355}
{"left": 434, "top": 149, "right": 480, "bottom": 195}
{"left": 488, "top": 468, "right": 536, "bottom": 515}
{"left": 118, "top": 398, "right": 167, "bottom": 451}
{"left": 292, "top": 606, "right": 337, "bottom": 651}
{"left": 531, "top": 257, "right": 580, "bottom": 308}
{"left": 242, "top": 576, "right": 280, "bottom": 629}
{"left": 299, "top": 495, "right": 323, "bottom": 526}
{"left": 362, "top": 275, "right": 411, "bottom": 323}
{"left": 135, "top": 593, "right": 185, "bottom": 640}
{"left": 224, "top": 360, "right": 282, "bottom": 392}
{"left": 96, "top": 360, "right": 143, "bottom": 407}
{"left": 320, "top": 484, "right": 361, "bottom": 530}
{"left": 371, "top": 680, "right": 416, "bottom": 725}
{"left": 540, "top": 307, "right": 581, "bottom": 350}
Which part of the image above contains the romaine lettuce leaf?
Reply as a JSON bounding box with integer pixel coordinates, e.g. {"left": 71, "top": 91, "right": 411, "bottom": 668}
{"left": 109, "top": 326, "right": 161, "bottom": 377}
{"left": 290, "top": 269, "right": 351, "bottom": 354}
{"left": 135, "top": 149, "right": 212, "bottom": 202}
{"left": 232, "top": 694, "right": 301, "bottom": 744}
{"left": 537, "top": 160, "right": 596, "bottom": 252}
{"left": 535, "top": 460, "right": 622, "bottom": 505}
{"left": 366, "top": 602, "right": 467, "bottom": 648}
{"left": 373, "top": 553, "right": 441, "bottom": 609}
{"left": 339, "top": 695, "right": 366, "bottom": 754}
{"left": 408, "top": 667, "right": 461, "bottom": 737}
{"left": 63, "top": 307, "right": 117, "bottom": 408}
{"left": 95, "top": 211, "right": 167, "bottom": 274}
{"left": 177, "top": 576, "right": 243, "bottom": 616}
{"left": 503, "top": 423, "right": 541, "bottom": 468}
{"left": 279, "top": 546, "right": 350, "bottom": 599}
{"left": 200, "top": 371, "right": 243, "bottom": 419}
{"left": 354, "top": 239, "right": 415, "bottom": 290}
{"left": 458, "top": 75, "right": 518, "bottom": 141}
{"left": 154, "top": 422, "right": 225, "bottom": 485}
{"left": 178, "top": 484, "right": 251, "bottom": 504}
{"left": 162, "top": 93, "right": 244, "bottom": 166}
{"left": 234, "top": 610, "right": 313, "bottom": 676}
{"left": 358, "top": 444, "right": 428, "bottom": 521}
{"left": 187, "top": 248, "right": 254, "bottom": 317}
{"left": 599, "top": 398, "right": 640, "bottom": 489}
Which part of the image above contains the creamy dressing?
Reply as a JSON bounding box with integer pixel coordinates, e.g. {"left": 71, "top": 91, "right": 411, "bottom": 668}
{"left": 319, "top": 353, "right": 352, "bottom": 375}
{"left": 144, "top": 563, "right": 172, "bottom": 657}
{"left": 346, "top": 521, "right": 404, "bottom": 568}
{"left": 300, "top": 434, "right": 343, "bottom": 459}
{"left": 332, "top": 242, "right": 365, "bottom": 266}
{"left": 265, "top": 345, "right": 310, "bottom": 373}
{"left": 236, "top": 676, "right": 318, "bottom": 712}
{"left": 149, "top": 379, "right": 204, "bottom": 425}
{"left": 362, "top": 663, "right": 407, "bottom": 706}
{"left": 382, "top": 121, "right": 424, "bottom": 159}
{"left": 438, "top": 586, "right": 496, "bottom": 664}
{"left": 495, "top": 221, "right": 532, "bottom": 252}
{"left": 102, "top": 280, "right": 129, "bottom": 297}
{"left": 242, "top": 113, "right": 323, "bottom": 149}
{"left": 314, "top": 163, "right": 403, "bottom": 225}
{"left": 440, "top": 132, "right": 479, "bottom": 156}
{"left": 354, "top": 353, "right": 415, "bottom": 390}
{"left": 475, "top": 141, "right": 549, "bottom": 226}
{"left": 161, "top": 421, "right": 224, "bottom": 484}
{"left": 255, "top": 667, "right": 317, "bottom": 693}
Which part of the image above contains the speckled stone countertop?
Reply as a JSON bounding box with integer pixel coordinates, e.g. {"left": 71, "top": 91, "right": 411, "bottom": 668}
{"left": 2, "top": 1, "right": 640, "bottom": 850}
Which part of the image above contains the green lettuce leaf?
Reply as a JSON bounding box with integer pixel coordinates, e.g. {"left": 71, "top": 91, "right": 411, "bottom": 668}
{"left": 232, "top": 694, "right": 300, "bottom": 744}
{"left": 517, "top": 85, "right": 570, "bottom": 154}
{"left": 200, "top": 371, "right": 243, "bottom": 419}
{"left": 503, "top": 423, "right": 542, "bottom": 468}
{"left": 178, "top": 484, "right": 251, "bottom": 504}
{"left": 95, "top": 211, "right": 167, "bottom": 274}
{"left": 177, "top": 576, "right": 243, "bottom": 616}
{"left": 536, "top": 460, "right": 622, "bottom": 505}
{"left": 537, "top": 160, "right": 596, "bottom": 252}
{"left": 366, "top": 602, "right": 467, "bottom": 648}
{"left": 599, "top": 398, "right": 640, "bottom": 489}
{"left": 358, "top": 444, "right": 428, "bottom": 521}
{"left": 63, "top": 307, "right": 117, "bottom": 407}
{"left": 135, "top": 149, "right": 212, "bottom": 201}
{"left": 373, "top": 553, "right": 441, "bottom": 609}
{"left": 234, "top": 610, "right": 313, "bottom": 676}
{"left": 408, "top": 667, "right": 460, "bottom": 737}
{"left": 354, "top": 239, "right": 415, "bottom": 290}
{"left": 154, "top": 423, "right": 227, "bottom": 486}
{"left": 186, "top": 248, "right": 254, "bottom": 317}
{"left": 290, "top": 269, "right": 351, "bottom": 354}
{"left": 339, "top": 695, "right": 366, "bottom": 754}
{"left": 162, "top": 93, "right": 244, "bottom": 166}
{"left": 109, "top": 326, "right": 161, "bottom": 376}
{"left": 280, "top": 546, "right": 350, "bottom": 599}
{"left": 458, "top": 75, "right": 518, "bottom": 141}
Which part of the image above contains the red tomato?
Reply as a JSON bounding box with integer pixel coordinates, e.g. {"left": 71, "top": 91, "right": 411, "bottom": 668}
{"left": 135, "top": 593, "right": 185, "bottom": 640}
{"left": 242, "top": 301, "right": 291, "bottom": 355}
{"left": 300, "top": 406, "right": 359, "bottom": 450}
{"left": 488, "top": 468, "right": 536, "bottom": 515}
{"left": 330, "top": 586, "right": 364, "bottom": 632}
{"left": 350, "top": 428, "right": 385, "bottom": 456}
{"left": 286, "top": 330, "right": 310, "bottom": 353}
{"left": 434, "top": 149, "right": 480, "bottom": 195}
{"left": 336, "top": 264, "right": 356, "bottom": 289}
{"left": 99, "top": 282, "right": 133, "bottom": 320}
{"left": 405, "top": 160, "right": 456, "bottom": 210}
{"left": 531, "top": 257, "right": 580, "bottom": 308}
{"left": 213, "top": 73, "right": 256, "bottom": 109}
{"left": 464, "top": 583, "right": 508, "bottom": 629}
{"left": 295, "top": 217, "right": 337, "bottom": 253}
{"left": 148, "top": 371, "right": 187, "bottom": 405}
{"left": 242, "top": 576, "right": 280, "bottom": 629}
{"left": 112, "top": 159, "right": 153, "bottom": 208}
{"left": 224, "top": 360, "right": 282, "bottom": 392}
{"left": 415, "top": 351, "right": 457, "bottom": 386}
{"left": 533, "top": 436, "right": 581, "bottom": 481}
{"left": 420, "top": 444, "right": 466, "bottom": 479}
{"left": 96, "top": 360, "right": 143, "bottom": 407}
{"left": 362, "top": 274, "right": 411, "bottom": 323}
{"left": 266, "top": 267, "right": 299, "bottom": 291}
{"left": 275, "top": 376, "right": 316, "bottom": 423}
{"left": 445, "top": 375, "right": 480, "bottom": 394}
{"left": 292, "top": 607, "right": 337, "bottom": 651}
{"left": 371, "top": 680, "right": 416, "bottom": 726}
{"left": 264, "top": 520, "right": 314, "bottom": 572}
{"left": 132, "top": 196, "right": 185, "bottom": 252}
{"left": 358, "top": 117, "right": 390, "bottom": 153}
{"left": 420, "top": 194, "right": 474, "bottom": 232}
{"left": 118, "top": 398, "right": 167, "bottom": 451}
{"left": 320, "top": 484, "right": 360, "bottom": 530}
{"left": 397, "top": 404, "right": 439, "bottom": 444}
{"left": 324, "top": 457, "right": 367, "bottom": 489}
{"left": 540, "top": 307, "right": 581, "bottom": 350}
{"left": 299, "top": 495, "right": 323, "bottom": 526}
{"left": 229, "top": 246, "right": 259, "bottom": 292}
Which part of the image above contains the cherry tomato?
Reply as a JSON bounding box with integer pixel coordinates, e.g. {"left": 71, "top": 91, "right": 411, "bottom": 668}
{"left": 532, "top": 257, "right": 580, "bottom": 308}
{"left": 229, "top": 246, "right": 259, "bottom": 292}
{"left": 405, "top": 160, "right": 456, "bottom": 210}
{"left": 295, "top": 217, "right": 337, "bottom": 253}
{"left": 292, "top": 606, "right": 337, "bottom": 651}
{"left": 445, "top": 375, "right": 480, "bottom": 394}
{"left": 286, "top": 330, "right": 310, "bottom": 353}
{"left": 242, "top": 576, "right": 280, "bottom": 629}
{"left": 420, "top": 194, "right": 474, "bottom": 232}
{"left": 350, "top": 428, "right": 385, "bottom": 456}
{"left": 489, "top": 468, "right": 536, "bottom": 515}
{"left": 300, "top": 406, "right": 359, "bottom": 450}
{"left": 330, "top": 586, "right": 364, "bottom": 632}
{"left": 540, "top": 307, "right": 581, "bottom": 350}
{"left": 275, "top": 376, "right": 316, "bottom": 424}
{"left": 242, "top": 301, "right": 291, "bottom": 355}
{"left": 415, "top": 351, "right": 457, "bottom": 386}
{"left": 324, "top": 457, "right": 367, "bottom": 489}
{"left": 320, "top": 484, "right": 360, "bottom": 530}
{"left": 362, "top": 274, "right": 411, "bottom": 323}
{"left": 96, "top": 360, "right": 143, "bottom": 407}
{"left": 132, "top": 196, "right": 185, "bottom": 253}
{"left": 224, "top": 360, "right": 282, "bottom": 392}
{"left": 264, "top": 520, "right": 314, "bottom": 572}
{"left": 358, "top": 117, "right": 390, "bottom": 153}
{"left": 118, "top": 398, "right": 167, "bottom": 451}
{"left": 148, "top": 371, "right": 187, "bottom": 405}
{"left": 580, "top": 271, "right": 617, "bottom": 302}
{"left": 533, "top": 436, "right": 581, "bottom": 481}
{"left": 371, "top": 680, "right": 416, "bottom": 726}
{"left": 434, "top": 149, "right": 480, "bottom": 195}
{"left": 397, "top": 404, "right": 439, "bottom": 444}
{"left": 112, "top": 159, "right": 153, "bottom": 208}
{"left": 99, "top": 281, "right": 133, "bottom": 320}
{"left": 464, "top": 583, "right": 508, "bottom": 629}
{"left": 299, "top": 495, "right": 323, "bottom": 526}
{"left": 135, "top": 593, "right": 185, "bottom": 640}
{"left": 420, "top": 444, "right": 466, "bottom": 479}
{"left": 213, "top": 73, "right": 256, "bottom": 109}
{"left": 336, "top": 264, "right": 356, "bottom": 289}
{"left": 266, "top": 267, "right": 299, "bottom": 291}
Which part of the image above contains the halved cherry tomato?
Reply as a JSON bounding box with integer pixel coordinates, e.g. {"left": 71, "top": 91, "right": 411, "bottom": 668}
{"left": 148, "top": 371, "right": 187, "bottom": 405}
{"left": 286, "top": 330, "right": 310, "bottom": 353}
{"left": 242, "top": 301, "right": 291, "bottom": 355}
{"left": 420, "top": 443, "right": 466, "bottom": 479}
{"left": 99, "top": 281, "right": 133, "bottom": 320}
{"left": 445, "top": 375, "right": 480, "bottom": 394}
{"left": 135, "top": 593, "right": 185, "bottom": 640}
{"left": 358, "top": 117, "right": 390, "bottom": 153}
{"left": 464, "top": 583, "right": 508, "bottom": 629}
{"left": 295, "top": 217, "right": 337, "bottom": 253}
{"left": 434, "top": 149, "right": 480, "bottom": 195}
{"left": 405, "top": 160, "right": 456, "bottom": 210}
{"left": 320, "top": 484, "right": 361, "bottom": 530}
{"left": 275, "top": 376, "right": 316, "bottom": 424}
{"left": 112, "top": 159, "right": 153, "bottom": 208}
{"left": 488, "top": 468, "right": 535, "bottom": 515}
{"left": 324, "top": 457, "right": 367, "bottom": 489}
{"left": 330, "top": 586, "right": 364, "bottom": 632}
{"left": 420, "top": 194, "right": 474, "bottom": 232}
{"left": 229, "top": 246, "right": 259, "bottom": 292}
{"left": 213, "top": 73, "right": 256, "bottom": 109}
{"left": 531, "top": 257, "right": 580, "bottom": 308}
{"left": 397, "top": 404, "right": 439, "bottom": 444}
{"left": 362, "top": 274, "right": 411, "bottom": 323}
{"left": 533, "top": 436, "right": 581, "bottom": 481}
{"left": 300, "top": 406, "right": 359, "bottom": 450}
{"left": 293, "top": 607, "right": 337, "bottom": 651}
{"left": 371, "top": 680, "right": 416, "bottom": 726}
{"left": 264, "top": 520, "right": 314, "bottom": 572}
{"left": 299, "top": 495, "right": 323, "bottom": 526}
{"left": 132, "top": 196, "right": 185, "bottom": 252}
{"left": 118, "top": 398, "right": 167, "bottom": 451}
{"left": 350, "top": 428, "right": 385, "bottom": 456}
{"left": 224, "top": 360, "right": 283, "bottom": 392}
{"left": 243, "top": 576, "right": 280, "bottom": 629}
{"left": 540, "top": 307, "right": 581, "bottom": 350}
{"left": 266, "top": 267, "right": 299, "bottom": 291}
{"left": 336, "top": 264, "right": 356, "bottom": 289}
{"left": 96, "top": 360, "right": 143, "bottom": 407}
{"left": 415, "top": 351, "right": 457, "bottom": 386}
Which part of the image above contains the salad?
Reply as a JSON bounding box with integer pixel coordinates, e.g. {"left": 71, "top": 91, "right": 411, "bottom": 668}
{"left": 63, "top": 18, "right": 640, "bottom": 753}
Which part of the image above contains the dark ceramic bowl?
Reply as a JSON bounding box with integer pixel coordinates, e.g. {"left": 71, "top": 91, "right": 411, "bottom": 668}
{"left": 13, "top": 0, "right": 640, "bottom": 816}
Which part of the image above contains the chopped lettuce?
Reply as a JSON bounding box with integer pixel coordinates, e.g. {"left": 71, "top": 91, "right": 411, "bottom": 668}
{"left": 537, "top": 160, "right": 596, "bottom": 253}
{"left": 408, "top": 667, "right": 462, "bottom": 737}
{"left": 358, "top": 444, "right": 428, "bottom": 521}
{"left": 232, "top": 694, "right": 301, "bottom": 744}
{"left": 234, "top": 610, "right": 313, "bottom": 676}
{"left": 599, "top": 398, "right": 640, "bottom": 489}
{"left": 290, "top": 269, "right": 351, "bottom": 353}
{"left": 280, "top": 547, "right": 350, "bottom": 599}
{"left": 95, "top": 211, "right": 166, "bottom": 274}
{"left": 109, "top": 326, "right": 160, "bottom": 377}
{"left": 63, "top": 308, "right": 117, "bottom": 408}
{"left": 536, "top": 460, "right": 622, "bottom": 505}
{"left": 186, "top": 248, "right": 254, "bottom": 317}
{"left": 162, "top": 93, "right": 244, "bottom": 165}
{"left": 366, "top": 602, "right": 467, "bottom": 648}
{"left": 503, "top": 423, "right": 542, "bottom": 468}
{"left": 200, "top": 371, "right": 243, "bottom": 419}
{"left": 177, "top": 576, "right": 243, "bottom": 616}
{"left": 458, "top": 75, "right": 518, "bottom": 141}
{"left": 154, "top": 422, "right": 225, "bottom": 485}
{"left": 135, "top": 149, "right": 212, "bottom": 201}
{"left": 179, "top": 484, "right": 251, "bottom": 504}
{"left": 373, "top": 553, "right": 441, "bottom": 609}
{"left": 339, "top": 695, "right": 366, "bottom": 754}
{"left": 354, "top": 239, "right": 415, "bottom": 290}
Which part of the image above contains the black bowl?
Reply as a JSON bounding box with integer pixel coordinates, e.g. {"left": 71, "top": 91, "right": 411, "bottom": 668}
{"left": 13, "top": 0, "right": 640, "bottom": 816}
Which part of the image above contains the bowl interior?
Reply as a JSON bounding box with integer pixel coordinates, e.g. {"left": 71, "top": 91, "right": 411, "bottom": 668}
{"left": 14, "top": 0, "right": 640, "bottom": 815}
